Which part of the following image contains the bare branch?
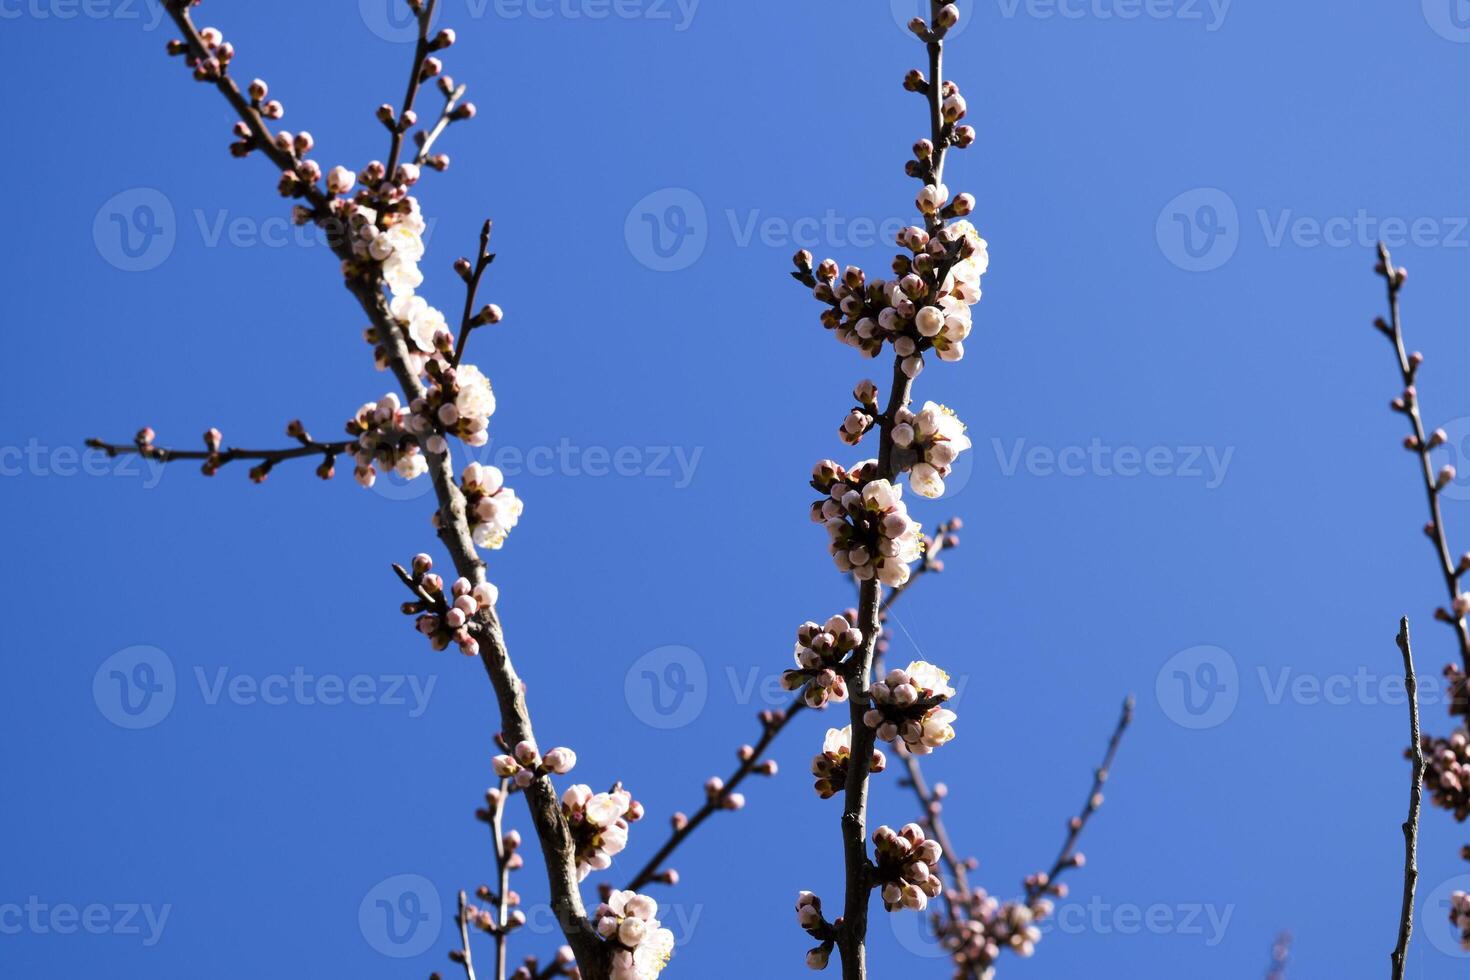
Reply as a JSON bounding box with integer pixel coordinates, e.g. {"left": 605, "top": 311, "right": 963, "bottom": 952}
{"left": 1375, "top": 243, "right": 1470, "bottom": 683}
{"left": 1392, "top": 618, "right": 1425, "bottom": 980}
{"left": 1025, "top": 696, "right": 1135, "bottom": 904}
{"left": 86, "top": 427, "right": 351, "bottom": 483}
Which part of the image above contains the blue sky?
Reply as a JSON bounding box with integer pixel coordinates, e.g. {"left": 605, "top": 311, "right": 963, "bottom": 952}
{"left": 6, "top": 0, "right": 1470, "bottom": 977}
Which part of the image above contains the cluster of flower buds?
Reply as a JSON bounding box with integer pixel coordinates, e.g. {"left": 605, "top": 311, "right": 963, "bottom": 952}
{"left": 403, "top": 556, "right": 499, "bottom": 656}
{"left": 811, "top": 461, "right": 924, "bottom": 587}
{"left": 1451, "top": 892, "right": 1470, "bottom": 952}
{"left": 1421, "top": 731, "right": 1470, "bottom": 820}
{"left": 562, "top": 784, "right": 643, "bottom": 881}
{"left": 493, "top": 741, "right": 577, "bottom": 789}
{"left": 347, "top": 393, "right": 426, "bottom": 487}
{"left": 892, "top": 401, "right": 971, "bottom": 498}
{"left": 458, "top": 462, "right": 524, "bottom": 550}
{"left": 780, "top": 615, "right": 863, "bottom": 709}
{"left": 810, "top": 726, "right": 886, "bottom": 800}
{"left": 872, "top": 823, "right": 944, "bottom": 912}
{"left": 408, "top": 361, "right": 496, "bottom": 450}
{"left": 864, "top": 660, "right": 958, "bottom": 755}
{"left": 166, "top": 22, "right": 236, "bottom": 85}
{"left": 344, "top": 193, "right": 429, "bottom": 297}
{"left": 795, "top": 892, "right": 838, "bottom": 970}
{"left": 938, "top": 888, "right": 1050, "bottom": 974}
{"left": 796, "top": 219, "right": 986, "bottom": 377}
{"left": 839, "top": 380, "right": 881, "bottom": 446}
{"left": 594, "top": 890, "right": 676, "bottom": 980}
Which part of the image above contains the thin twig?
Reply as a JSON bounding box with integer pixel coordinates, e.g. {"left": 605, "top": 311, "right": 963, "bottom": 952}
{"left": 85, "top": 434, "right": 352, "bottom": 479}
{"left": 621, "top": 702, "right": 802, "bottom": 893}
{"left": 456, "top": 890, "right": 479, "bottom": 980}
{"left": 1376, "top": 242, "right": 1470, "bottom": 680}
{"left": 1392, "top": 617, "right": 1425, "bottom": 980}
{"left": 1025, "top": 696, "right": 1135, "bottom": 904}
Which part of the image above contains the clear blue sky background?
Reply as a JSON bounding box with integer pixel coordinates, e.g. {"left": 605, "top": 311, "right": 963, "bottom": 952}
{"left": 5, "top": 1, "right": 1470, "bottom": 977}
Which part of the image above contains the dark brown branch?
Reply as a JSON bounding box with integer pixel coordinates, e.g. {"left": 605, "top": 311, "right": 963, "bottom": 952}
{"left": 384, "top": 0, "right": 441, "bottom": 183}
{"left": 1376, "top": 242, "right": 1470, "bottom": 679}
{"left": 85, "top": 432, "right": 352, "bottom": 481}
{"left": 1392, "top": 618, "right": 1425, "bottom": 980}
{"left": 1025, "top": 695, "right": 1135, "bottom": 904}
{"left": 622, "top": 703, "right": 801, "bottom": 893}
{"left": 156, "top": 4, "right": 604, "bottom": 974}
{"left": 453, "top": 220, "right": 497, "bottom": 368}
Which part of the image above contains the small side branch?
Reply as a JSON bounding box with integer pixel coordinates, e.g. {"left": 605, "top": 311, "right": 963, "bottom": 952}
{"left": 87, "top": 426, "right": 352, "bottom": 482}
{"left": 1392, "top": 617, "right": 1425, "bottom": 980}
{"left": 1026, "top": 696, "right": 1135, "bottom": 903}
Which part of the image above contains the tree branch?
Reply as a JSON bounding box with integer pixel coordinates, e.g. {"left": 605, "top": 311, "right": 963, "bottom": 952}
{"left": 1392, "top": 617, "right": 1425, "bottom": 980}
{"left": 153, "top": 3, "right": 604, "bottom": 973}
{"left": 1025, "top": 695, "right": 1135, "bottom": 904}
{"left": 1375, "top": 243, "right": 1470, "bottom": 682}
